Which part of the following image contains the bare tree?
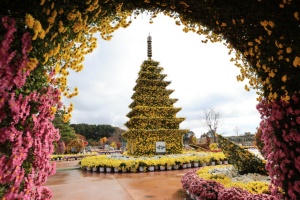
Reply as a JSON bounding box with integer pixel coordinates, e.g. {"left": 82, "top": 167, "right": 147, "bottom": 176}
{"left": 233, "top": 126, "right": 240, "bottom": 137}
{"left": 202, "top": 108, "right": 223, "bottom": 142}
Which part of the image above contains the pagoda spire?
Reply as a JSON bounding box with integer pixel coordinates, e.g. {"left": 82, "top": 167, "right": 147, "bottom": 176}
{"left": 147, "top": 33, "right": 152, "bottom": 60}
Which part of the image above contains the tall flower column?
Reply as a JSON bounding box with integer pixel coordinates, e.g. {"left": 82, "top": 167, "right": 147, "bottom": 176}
{"left": 0, "top": 17, "right": 61, "bottom": 199}
{"left": 257, "top": 93, "right": 300, "bottom": 199}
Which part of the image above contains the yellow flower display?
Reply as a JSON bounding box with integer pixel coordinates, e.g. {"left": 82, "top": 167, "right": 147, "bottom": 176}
{"left": 80, "top": 152, "right": 227, "bottom": 171}
{"left": 123, "top": 60, "right": 189, "bottom": 156}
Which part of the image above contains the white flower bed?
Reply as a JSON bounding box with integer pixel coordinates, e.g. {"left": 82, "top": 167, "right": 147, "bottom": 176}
{"left": 209, "top": 165, "right": 271, "bottom": 184}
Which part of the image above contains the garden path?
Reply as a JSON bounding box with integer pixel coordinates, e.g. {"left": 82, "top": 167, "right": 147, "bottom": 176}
{"left": 46, "top": 160, "right": 190, "bottom": 200}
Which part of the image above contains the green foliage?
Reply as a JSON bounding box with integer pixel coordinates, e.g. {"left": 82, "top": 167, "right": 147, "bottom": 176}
{"left": 255, "top": 128, "right": 265, "bottom": 158}
{"left": 70, "top": 123, "right": 116, "bottom": 141}
{"left": 52, "top": 111, "right": 77, "bottom": 145}
{"left": 217, "top": 134, "right": 267, "bottom": 175}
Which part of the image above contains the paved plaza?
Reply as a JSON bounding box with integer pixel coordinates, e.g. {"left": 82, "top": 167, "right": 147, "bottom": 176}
{"left": 46, "top": 161, "right": 190, "bottom": 200}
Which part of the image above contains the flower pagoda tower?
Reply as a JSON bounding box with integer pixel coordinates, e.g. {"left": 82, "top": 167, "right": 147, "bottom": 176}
{"left": 122, "top": 35, "right": 189, "bottom": 156}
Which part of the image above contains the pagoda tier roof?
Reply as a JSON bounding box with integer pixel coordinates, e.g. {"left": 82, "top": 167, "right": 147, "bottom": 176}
{"left": 125, "top": 117, "right": 186, "bottom": 129}
{"left": 131, "top": 88, "right": 174, "bottom": 98}
{"left": 138, "top": 72, "right": 167, "bottom": 81}
{"left": 133, "top": 79, "right": 171, "bottom": 90}
{"left": 129, "top": 97, "right": 178, "bottom": 108}
{"left": 139, "top": 65, "right": 163, "bottom": 73}
{"left": 122, "top": 129, "right": 189, "bottom": 138}
{"left": 126, "top": 106, "right": 182, "bottom": 118}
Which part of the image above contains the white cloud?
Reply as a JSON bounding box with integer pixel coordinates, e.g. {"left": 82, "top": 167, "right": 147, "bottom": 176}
{"left": 63, "top": 14, "right": 260, "bottom": 137}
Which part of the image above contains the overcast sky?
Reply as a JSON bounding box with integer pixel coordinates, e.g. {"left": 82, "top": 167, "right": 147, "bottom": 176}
{"left": 63, "top": 14, "right": 261, "bottom": 137}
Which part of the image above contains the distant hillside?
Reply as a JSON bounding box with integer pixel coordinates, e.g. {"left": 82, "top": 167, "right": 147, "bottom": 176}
{"left": 70, "top": 123, "right": 125, "bottom": 141}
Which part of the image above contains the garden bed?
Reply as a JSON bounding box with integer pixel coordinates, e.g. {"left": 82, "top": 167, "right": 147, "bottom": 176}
{"left": 181, "top": 165, "right": 274, "bottom": 200}
{"left": 80, "top": 152, "right": 228, "bottom": 173}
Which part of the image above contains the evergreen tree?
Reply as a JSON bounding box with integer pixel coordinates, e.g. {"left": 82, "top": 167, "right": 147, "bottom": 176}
{"left": 52, "top": 111, "right": 77, "bottom": 145}
{"left": 123, "top": 60, "right": 189, "bottom": 156}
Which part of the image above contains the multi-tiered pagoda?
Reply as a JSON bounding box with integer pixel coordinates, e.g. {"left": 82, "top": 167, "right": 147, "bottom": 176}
{"left": 122, "top": 35, "right": 189, "bottom": 156}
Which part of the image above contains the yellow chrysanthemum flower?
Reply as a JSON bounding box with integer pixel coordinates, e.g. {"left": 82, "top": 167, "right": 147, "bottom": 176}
{"left": 269, "top": 71, "right": 275, "bottom": 77}
{"left": 26, "top": 58, "right": 39, "bottom": 70}
{"left": 281, "top": 75, "right": 287, "bottom": 82}
{"left": 293, "top": 56, "right": 300, "bottom": 67}
{"left": 54, "top": 64, "right": 60, "bottom": 75}
{"left": 25, "top": 14, "right": 35, "bottom": 29}
{"left": 50, "top": 106, "right": 57, "bottom": 116}
{"left": 38, "top": 29, "right": 46, "bottom": 39}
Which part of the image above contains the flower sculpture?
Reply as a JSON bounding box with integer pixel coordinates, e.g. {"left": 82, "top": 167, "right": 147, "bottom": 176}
{"left": 123, "top": 59, "right": 188, "bottom": 156}
{"left": 217, "top": 134, "right": 267, "bottom": 175}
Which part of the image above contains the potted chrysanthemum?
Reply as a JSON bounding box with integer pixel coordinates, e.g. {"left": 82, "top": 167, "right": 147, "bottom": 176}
{"left": 138, "top": 161, "right": 147, "bottom": 172}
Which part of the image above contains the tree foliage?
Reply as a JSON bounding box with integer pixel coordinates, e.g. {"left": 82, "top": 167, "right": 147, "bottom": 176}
{"left": 70, "top": 123, "right": 116, "bottom": 141}
{"left": 52, "top": 111, "right": 77, "bottom": 145}
{"left": 254, "top": 128, "right": 265, "bottom": 159}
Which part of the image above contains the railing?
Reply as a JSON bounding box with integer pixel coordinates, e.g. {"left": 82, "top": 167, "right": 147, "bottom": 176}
{"left": 97, "top": 150, "right": 123, "bottom": 155}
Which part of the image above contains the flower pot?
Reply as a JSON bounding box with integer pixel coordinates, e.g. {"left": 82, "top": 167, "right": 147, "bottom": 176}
{"left": 211, "top": 161, "right": 216, "bottom": 166}
{"left": 99, "top": 167, "right": 105, "bottom": 172}
{"left": 114, "top": 167, "right": 119, "bottom": 172}
{"left": 139, "top": 166, "right": 144, "bottom": 172}
{"left": 193, "top": 162, "right": 199, "bottom": 168}
{"left": 148, "top": 166, "right": 155, "bottom": 171}
{"left": 167, "top": 165, "right": 172, "bottom": 170}
{"left": 122, "top": 168, "right": 127, "bottom": 172}
{"left": 187, "top": 163, "right": 192, "bottom": 168}
{"left": 173, "top": 165, "right": 179, "bottom": 170}
{"left": 86, "top": 167, "right": 91, "bottom": 171}
{"left": 218, "top": 161, "right": 223, "bottom": 165}
{"left": 160, "top": 165, "right": 165, "bottom": 171}
{"left": 201, "top": 162, "right": 206, "bottom": 167}
{"left": 106, "top": 167, "right": 112, "bottom": 173}
{"left": 92, "top": 167, "right": 98, "bottom": 172}
{"left": 224, "top": 160, "right": 228, "bottom": 165}
{"left": 182, "top": 163, "right": 187, "bottom": 169}
{"left": 155, "top": 165, "right": 159, "bottom": 170}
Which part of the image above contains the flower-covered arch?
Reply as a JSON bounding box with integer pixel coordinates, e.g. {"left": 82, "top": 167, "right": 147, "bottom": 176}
{"left": 0, "top": 0, "right": 299, "bottom": 199}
